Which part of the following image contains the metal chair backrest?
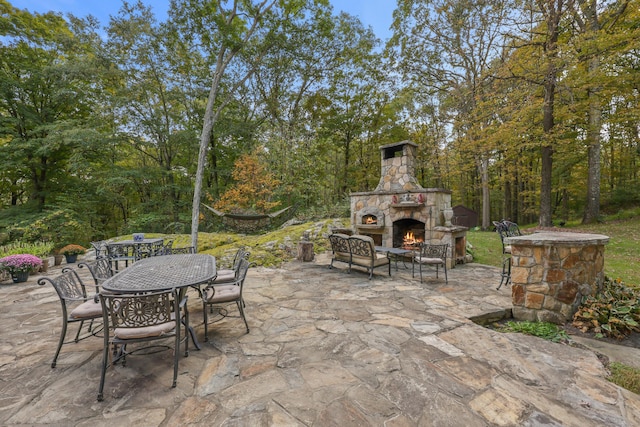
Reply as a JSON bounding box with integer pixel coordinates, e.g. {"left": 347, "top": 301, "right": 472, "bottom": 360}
{"left": 165, "top": 246, "right": 196, "bottom": 255}
{"left": 418, "top": 243, "right": 448, "bottom": 261}
{"left": 90, "top": 240, "right": 109, "bottom": 258}
{"left": 495, "top": 220, "right": 521, "bottom": 253}
{"left": 502, "top": 221, "right": 522, "bottom": 238}
{"left": 78, "top": 257, "right": 114, "bottom": 288}
{"left": 231, "top": 246, "right": 250, "bottom": 270}
{"left": 348, "top": 235, "right": 375, "bottom": 258}
{"left": 101, "top": 288, "right": 178, "bottom": 330}
{"left": 39, "top": 269, "right": 91, "bottom": 302}
{"left": 329, "top": 234, "right": 350, "bottom": 254}
{"left": 235, "top": 257, "right": 251, "bottom": 286}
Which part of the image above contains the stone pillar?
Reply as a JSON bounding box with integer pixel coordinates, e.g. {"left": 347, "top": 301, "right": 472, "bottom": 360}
{"left": 507, "top": 232, "right": 609, "bottom": 324}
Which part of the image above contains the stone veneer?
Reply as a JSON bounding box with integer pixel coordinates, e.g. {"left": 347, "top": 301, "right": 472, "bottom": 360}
{"left": 507, "top": 231, "right": 610, "bottom": 324}
{"left": 349, "top": 141, "right": 467, "bottom": 269}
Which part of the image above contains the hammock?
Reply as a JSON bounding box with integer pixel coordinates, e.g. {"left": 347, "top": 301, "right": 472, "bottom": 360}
{"left": 202, "top": 203, "right": 293, "bottom": 232}
{"left": 202, "top": 204, "right": 292, "bottom": 220}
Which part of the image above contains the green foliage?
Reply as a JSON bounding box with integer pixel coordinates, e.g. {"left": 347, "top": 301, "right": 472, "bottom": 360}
{"left": 608, "top": 362, "right": 640, "bottom": 395}
{"left": 0, "top": 241, "right": 54, "bottom": 258}
{"left": 576, "top": 214, "right": 640, "bottom": 285}
{"left": 497, "top": 321, "right": 569, "bottom": 343}
{"left": 8, "top": 208, "right": 90, "bottom": 250}
{"left": 465, "top": 229, "right": 503, "bottom": 268}
{"left": 301, "top": 199, "right": 351, "bottom": 221}
{"left": 572, "top": 278, "right": 640, "bottom": 340}
{"left": 125, "top": 212, "right": 170, "bottom": 234}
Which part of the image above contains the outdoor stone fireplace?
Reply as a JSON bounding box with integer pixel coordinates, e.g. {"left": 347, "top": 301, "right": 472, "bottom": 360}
{"left": 349, "top": 141, "right": 468, "bottom": 269}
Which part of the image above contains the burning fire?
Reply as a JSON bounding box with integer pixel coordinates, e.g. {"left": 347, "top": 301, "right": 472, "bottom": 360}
{"left": 364, "top": 216, "right": 377, "bottom": 225}
{"left": 403, "top": 231, "right": 423, "bottom": 248}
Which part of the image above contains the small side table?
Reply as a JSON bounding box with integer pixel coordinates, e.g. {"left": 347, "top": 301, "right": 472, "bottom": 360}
{"left": 375, "top": 246, "right": 413, "bottom": 271}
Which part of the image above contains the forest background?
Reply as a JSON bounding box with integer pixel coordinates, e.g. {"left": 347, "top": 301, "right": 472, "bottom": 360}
{"left": 0, "top": 0, "right": 639, "bottom": 249}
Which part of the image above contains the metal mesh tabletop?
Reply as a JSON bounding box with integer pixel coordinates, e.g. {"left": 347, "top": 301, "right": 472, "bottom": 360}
{"left": 101, "top": 254, "right": 217, "bottom": 293}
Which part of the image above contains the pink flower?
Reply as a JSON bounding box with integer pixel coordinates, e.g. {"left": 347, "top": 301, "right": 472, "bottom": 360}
{"left": 0, "top": 254, "right": 43, "bottom": 274}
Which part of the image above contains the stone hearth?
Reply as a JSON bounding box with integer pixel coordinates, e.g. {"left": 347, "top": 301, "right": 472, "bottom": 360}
{"left": 349, "top": 141, "right": 467, "bottom": 269}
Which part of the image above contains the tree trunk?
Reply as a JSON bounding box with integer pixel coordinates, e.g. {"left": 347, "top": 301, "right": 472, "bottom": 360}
{"left": 581, "top": 0, "right": 603, "bottom": 224}
{"left": 538, "top": 0, "right": 564, "bottom": 228}
{"left": 478, "top": 156, "right": 490, "bottom": 230}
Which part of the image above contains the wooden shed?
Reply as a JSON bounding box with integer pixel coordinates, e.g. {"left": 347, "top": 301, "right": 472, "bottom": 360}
{"left": 452, "top": 205, "right": 478, "bottom": 228}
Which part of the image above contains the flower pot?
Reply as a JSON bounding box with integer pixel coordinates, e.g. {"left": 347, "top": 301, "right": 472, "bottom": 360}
{"left": 12, "top": 271, "right": 29, "bottom": 283}
{"left": 64, "top": 254, "right": 78, "bottom": 264}
{"left": 54, "top": 254, "right": 64, "bottom": 266}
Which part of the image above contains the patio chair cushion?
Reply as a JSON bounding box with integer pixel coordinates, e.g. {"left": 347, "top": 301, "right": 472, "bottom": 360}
{"left": 203, "top": 284, "right": 240, "bottom": 304}
{"left": 114, "top": 321, "right": 176, "bottom": 340}
{"left": 70, "top": 299, "right": 103, "bottom": 319}
{"left": 352, "top": 252, "right": 390, "bottom": 267}
{"left": 213, "top": 269, "right": 235, "bottom": 283}
{"left": 414, "top": 257, "right": 445, "bottom": 265}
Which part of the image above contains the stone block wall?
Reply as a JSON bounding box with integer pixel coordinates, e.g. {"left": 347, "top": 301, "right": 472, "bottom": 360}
{"left": 510, "top": 235, "right": 607, "bottom": 324}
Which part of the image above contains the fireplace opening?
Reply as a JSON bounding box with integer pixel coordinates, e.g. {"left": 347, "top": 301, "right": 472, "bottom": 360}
{"left": 393, "top": 219, "right": 425, "bottom": 249}
{"left": 362, "top": 214, "right": 378, "bottom": 225}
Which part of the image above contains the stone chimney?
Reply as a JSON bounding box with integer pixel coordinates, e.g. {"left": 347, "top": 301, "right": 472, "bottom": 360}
{"left": 374, "top": 141, "right": 423, "bottom": 192}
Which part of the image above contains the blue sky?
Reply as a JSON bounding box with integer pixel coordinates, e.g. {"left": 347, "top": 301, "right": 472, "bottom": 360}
{"left": 9, "top": 0, "right": 395, "bottom": 41}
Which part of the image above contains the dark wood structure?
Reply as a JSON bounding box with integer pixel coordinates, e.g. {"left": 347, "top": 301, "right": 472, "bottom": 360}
{"left": 452, "top": 205, "right": 478, "bottom": 228}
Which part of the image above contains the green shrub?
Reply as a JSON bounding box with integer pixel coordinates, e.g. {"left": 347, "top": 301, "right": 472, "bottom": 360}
{"left": 0, "top": 241, "right": 55, "bottom": 258}
{"left": 9, "top": 208, "right": 89, "bottom": 249}
{"left": 572, "top": 278, "right": 640, "bottom": 340}
{"left": 497, "top": 321, "right": 569, "bottom": 343}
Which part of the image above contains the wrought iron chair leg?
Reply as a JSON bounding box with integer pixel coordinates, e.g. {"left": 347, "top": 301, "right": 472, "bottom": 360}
{"left": 237, "top": 300, "right": 249, "bottom": 333}
{"left": 74, "top": 320, "right": 85, "bottom": 342}
{"left": 497, "top": 256, "right": 511, "bottom": 290}
{"left": 52, "top": 317, "right": 68, "bottom": 368}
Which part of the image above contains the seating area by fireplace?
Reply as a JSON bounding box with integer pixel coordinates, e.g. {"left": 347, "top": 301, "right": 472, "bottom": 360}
{"left": 349, "top": 140, "right": 468, "bottom": 269}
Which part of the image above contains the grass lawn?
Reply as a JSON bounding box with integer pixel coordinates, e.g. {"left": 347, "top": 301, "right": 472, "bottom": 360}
{"left": 466, "top": 215, "right": 640, "bottom": 287}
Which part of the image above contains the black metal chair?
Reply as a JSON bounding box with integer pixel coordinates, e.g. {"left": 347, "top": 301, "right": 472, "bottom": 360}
{"left": 412, "top": 243, "right": 448, "bottom": 284}
{"left": 97, "top": 288, "right": 189, "bottom": 401}
{"left": 201, "top": 258, "right": 252, "bottom": 340}
{"left": 212, "top": 246, "right": 249, "bottom": 284}
{"left": 106, "top": 243, "right": 136, "bottom": 273}
{"left": 77, "top": 257, "right": 114, "bottom": 289}
{"left": 162, "top": 246, "right": 196, "bottom": 255}
{"left": 38, "top": 270, "right": 103, "bottom": 368}
{"left": 90, "top": 240, "right": 109, "bottom": 258}
{"left": 153, "top": 239, "right": 174, "bottom": 256}
{"left": 495, "top": 220, "right": 522, "bottom": 290}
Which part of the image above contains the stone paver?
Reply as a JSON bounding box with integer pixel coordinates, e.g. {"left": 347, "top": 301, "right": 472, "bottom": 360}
{"left": 1, "top": 253, "right": 639, "bottom": 426}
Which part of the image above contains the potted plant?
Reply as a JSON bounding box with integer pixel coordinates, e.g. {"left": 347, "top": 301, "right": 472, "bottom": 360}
{"left": 58, "top": 244, "right": 86, "bottom": 264}
{"left": 0, "top": 254, "right": 43, "bottom": 283}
